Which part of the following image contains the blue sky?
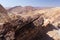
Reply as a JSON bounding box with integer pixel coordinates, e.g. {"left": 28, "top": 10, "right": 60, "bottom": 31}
{"left": 0, "top": 0, "right": 60, "bottom": 7}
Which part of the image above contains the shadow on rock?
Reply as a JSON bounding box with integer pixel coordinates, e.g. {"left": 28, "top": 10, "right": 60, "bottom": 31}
{"left": 15, "top": 23, "right": 57, "bottom": 40}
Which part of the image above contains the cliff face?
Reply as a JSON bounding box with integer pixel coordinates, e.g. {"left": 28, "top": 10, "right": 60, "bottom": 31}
{"left": 0, "top": 5, "right": 60, "bottom": 40}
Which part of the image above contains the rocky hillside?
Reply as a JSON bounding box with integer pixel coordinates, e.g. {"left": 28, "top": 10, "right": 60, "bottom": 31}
{"left": 37, "top": 7, "right": 60, "bottom": 26}
{"left": 36, "top": 7, "right": 60, "bottom": 40}
{"left": 0, "top": 4, "right": 60, "bottom": 40}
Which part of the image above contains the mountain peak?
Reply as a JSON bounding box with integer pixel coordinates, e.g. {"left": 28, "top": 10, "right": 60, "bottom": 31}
{"left": 0, "top": 4, "right": 7, "bottom": 13}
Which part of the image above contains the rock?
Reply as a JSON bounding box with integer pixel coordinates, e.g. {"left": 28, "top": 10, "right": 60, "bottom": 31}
{"left": 0, "top": 4, "right": 10, "bottom": 23}
{"left": 0, "top": 11, "right": 42, "bottom": 40}
{"left": 15, "top": 14, "right": 44, "bottom": 40}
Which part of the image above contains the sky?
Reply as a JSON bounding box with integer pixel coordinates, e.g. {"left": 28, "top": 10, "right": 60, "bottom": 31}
{"left": 0, "top": 0, "right": 60, "bottom": 7}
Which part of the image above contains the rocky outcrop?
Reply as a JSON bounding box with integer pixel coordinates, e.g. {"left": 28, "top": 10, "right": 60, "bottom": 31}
{"left": 2, "top": 13, "right": 44, "bottom": 40}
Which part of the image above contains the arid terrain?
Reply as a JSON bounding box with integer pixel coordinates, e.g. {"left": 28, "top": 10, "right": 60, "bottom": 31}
{"left": 0, "top": 4, "right": 60, "bottom": 40}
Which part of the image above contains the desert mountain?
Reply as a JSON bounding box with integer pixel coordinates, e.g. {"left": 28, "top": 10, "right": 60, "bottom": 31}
{"left": 8, "top": 6, "right": 38, "bottom": 14}
{"left": 7, "top": 6, "right": 52, "bottom": 14}
{"left": 0, "top": 4, "right": 7, "bottom": 13}
{"left": 0, "top": 5, "right": 44, "bottom": 40}
{"left": 0, "top": 4, "right": 10, "bottom": 23}
{"left": 0, "top": 4, "right": 60, "bottom": 40}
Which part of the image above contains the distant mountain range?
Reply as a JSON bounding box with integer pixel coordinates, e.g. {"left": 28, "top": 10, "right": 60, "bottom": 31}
{"left": 7, "top": 6, "right": 52, "bottom": 14}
